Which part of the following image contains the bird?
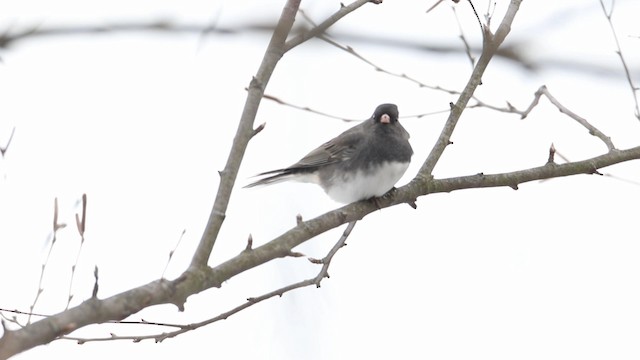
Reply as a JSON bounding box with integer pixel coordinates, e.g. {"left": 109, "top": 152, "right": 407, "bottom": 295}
{"left": 245, "top": 103, "right": 413, "bottom": 204}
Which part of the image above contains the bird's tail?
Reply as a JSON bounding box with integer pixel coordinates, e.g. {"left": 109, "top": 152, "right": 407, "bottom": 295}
{"left": 243, "top": 169, "right": 296, "bottom": 188}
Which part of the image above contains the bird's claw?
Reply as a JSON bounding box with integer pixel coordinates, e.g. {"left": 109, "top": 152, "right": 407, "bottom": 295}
{"left": 369, "top": 187, "right": 417, "bottom": 209}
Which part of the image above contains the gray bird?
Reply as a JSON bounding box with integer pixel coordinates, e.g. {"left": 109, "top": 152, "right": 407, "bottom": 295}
{"left": 245, "top": 103, "right": 413, "bottom": 203}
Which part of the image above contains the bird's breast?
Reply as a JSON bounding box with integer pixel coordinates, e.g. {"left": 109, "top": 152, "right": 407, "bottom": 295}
{"left": 323, "top": 161, "right": 410, "bottom": 203}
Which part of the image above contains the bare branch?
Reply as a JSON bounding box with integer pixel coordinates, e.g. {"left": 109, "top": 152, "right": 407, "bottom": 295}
{"left": 0, "top": 0, "right": 384, "bottom": 356}
{"left": 161, "top": 230, "right": 187, "bottom": 279}
{"left": 284, "top": 0, "right": 379, "bottom": 52}
{"left": 263, "top": 91, "right": 451, "bottom": 121}
{"left": 0, "top": 17, "right": 632, "bottom": 77}
{"left": 452, "top": 5, "right": 476, "bottom": 68}
{"left": 307, "top": 221, "right": 357, "bottom": 286}
{"left": 61, "top": 221, "right": 357, "bottom": 345}
{"left": 190, "top": 0, "right": 386, "bottom": 269}
{"left": 419, "top": 0, "right": 523, "bottom": 177}
{"left": 547, "top": 143, "right": 556, "bottom": 164}
{"left": 91, "top": 267, "right": 99, "bottom": 299}
{"left": 0, "top": 127, "right": 15, "bottom": 158}
{"left": 28, "top": 198, "right": 64, "bottom": 324}
{"left": 189, "top": 0, "right": 302, "bottom": 268}
{"left": 251, "top": 122, "right": 266, "bottom": 138}
{"left": 3, "top": 140, "right": 639, "bottom": 358}
{"left": 4, "top": 2, "right": 640, "bottom": 358}
{"left": 318, "top": 34, "right": 457, "bottom": 93}
{"left": 67, "top": 194, "right": 88, "bottom": 310}
{"left": 519, "top": 86, "right": 616, "bottom": 151}
{"left": 598, "top": 0, "right": 640, "bottom": 120}
{"left": 262, "top": 93, "right": 363, "bottom": 122}
{"left": 244, "top": 234, "right": 253, "bottom": 252}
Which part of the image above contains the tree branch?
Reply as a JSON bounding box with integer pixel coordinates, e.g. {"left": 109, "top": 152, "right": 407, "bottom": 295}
{"left": 0, "top": 1, "right": 376, "bottom": 357}
{"left": 59, "top": 221, "right": 357, "bottom": 344}
{"left": 4, "top": 1, "right": 640, "bottom": 359}
{"left": 419, "top": 0, "right": 522, "bottom": 178}
{"left": 189, "top": 0, "right": 302, "bottom": 268}
{"left": 284, "top": 0, "right": 380, "bottom": 52}
{"left": 598, "top": 0, "right": 640, "bottom": 120}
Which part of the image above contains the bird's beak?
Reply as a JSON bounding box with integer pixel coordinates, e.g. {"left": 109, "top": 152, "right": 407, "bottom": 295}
{"left": 380, "top": 114, "right": 391, "bottom": 124}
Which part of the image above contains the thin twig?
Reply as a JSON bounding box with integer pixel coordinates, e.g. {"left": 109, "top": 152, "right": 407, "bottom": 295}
{"left": 0, "top": 308, "right": 186, "bottom": 329}
{"left": 161, "top": 229, "right": 186, "bottom": 279}
{"left": 296, "top": 6, "right": 457, "bottom": 94}
{"left": 426, "top": 0, "right": 447, "bottom": 13}
{"left": 189, "top": 0, "right": 303, "bottom": 268}
{"left": 319, "top": 35, "right": 457, "bottom": 93}
{"left": 190, "top": 0, "right": 375, "bottom": 269}
{"left": 66, "top": 193, "right": 88, "bottom": 310}
{"left": 598, "top": 0, "right": 640, "bottom": 120}
{"left": 262, "top": 93, "right": 363, "bottom": 122}
{"left": 0, "top": 1, "right": 378, "bottom": 357}
{"left": 519, "top": 85, "right": 615, "bottom": 151}
{"left": 61, "top": 221, "right": 358, "bottom": 344}
{"left": 307, "top": 221, "right": 357, "bottom": 283}
{"left": 284, "top": 0, "right": 380, "bottom": 52}
{"left": 298, "top": 18, "right": 527, "bottom": 118}
{"left": 0, "top": 127, "right": 15, "bottom": 158}
{"left": 263, "top": 92, "right": 450, "bottom": 121}
{"left": 465, "top": 0, "right": 483, "bottom": 37}
{"left": 419, "top": 0, "right": 524, "bottom": 177}
{"left": 28, "top": 198, "right": 64, "bottom": 324}
{"left": 452, "top": 6, "right": 476, "bottom": 68}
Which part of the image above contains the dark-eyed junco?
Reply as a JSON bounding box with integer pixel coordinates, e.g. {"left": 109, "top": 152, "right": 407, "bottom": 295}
{"left": 245, "top": 103, "right": 413, "bottom": 203}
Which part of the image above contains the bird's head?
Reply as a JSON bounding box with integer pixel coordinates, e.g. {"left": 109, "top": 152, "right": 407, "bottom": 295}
{"left": 373, "top": 103, "right": 399, "bottom": 124}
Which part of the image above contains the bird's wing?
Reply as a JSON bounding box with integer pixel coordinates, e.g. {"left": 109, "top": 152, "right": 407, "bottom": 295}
{"left": 289, "top": 125, "right": 365, "bottom": 169}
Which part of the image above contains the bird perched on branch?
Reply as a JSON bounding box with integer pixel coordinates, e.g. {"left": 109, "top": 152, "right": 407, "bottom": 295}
{"left": 245, "top": 103, "right": 413, "bottom": 204}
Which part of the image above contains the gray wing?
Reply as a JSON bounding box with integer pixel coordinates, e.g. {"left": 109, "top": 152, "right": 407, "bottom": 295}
{"left": 287, "top": 124, "right": 364, "bottom": 170}
{"left": 244, "top": 121, "right": 366, "bottom": 188}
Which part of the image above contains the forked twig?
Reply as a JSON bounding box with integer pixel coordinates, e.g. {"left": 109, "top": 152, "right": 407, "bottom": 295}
{"left": 520, "top": 85, "right": 615, "bottom": 151}
{"left": 161, "top": 230, "right": 187, "bottom": 279}
{"left": 598, "top": 0, "right": 640, "bottom": 120}
{"left": 28, "top": 198, "right": 66, "bottom": 324}
{"left": 66, "top": 194, "right": 88, "bottom": 309}
{"left": 0, "top": 127, "right": 15, "bottom": 158}
{"left": 61, "top": 221, "right": 358, "bottom": 344}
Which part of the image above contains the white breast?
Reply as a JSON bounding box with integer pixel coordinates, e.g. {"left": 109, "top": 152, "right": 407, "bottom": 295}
{"left": 325, "top": 161, "right": 410, "bottom": 204}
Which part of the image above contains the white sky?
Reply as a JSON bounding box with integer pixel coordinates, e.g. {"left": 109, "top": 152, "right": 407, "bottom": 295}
{"left": 1, "top": 0, "right": 640, "bottom": 359}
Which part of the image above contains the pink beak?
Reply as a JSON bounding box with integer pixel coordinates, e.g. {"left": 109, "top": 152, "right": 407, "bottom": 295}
{"left": 380, "top": 114, "right": 391, "bottom": 124}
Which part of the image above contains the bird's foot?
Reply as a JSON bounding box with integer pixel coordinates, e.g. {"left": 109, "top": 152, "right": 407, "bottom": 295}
{"left": 369, "top": 187, "right": 397, "bottom": 209}
{"left": 369, "top": 187, "right": 417, "bottom": 209}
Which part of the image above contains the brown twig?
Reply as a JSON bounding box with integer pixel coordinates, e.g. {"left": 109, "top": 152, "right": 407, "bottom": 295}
{"left": 28, "top": 198, "right": 65, "bottom": 324}
{"left": 60, "top": 221, "right": 357, "bottom": 345}
{"left": 0, "top": 308, "right": 186, "bottom": 329}
{"left": 161, "top": 229, "right": 187, "bottom": 279}
{"left": 598, "top": 0, "right": 640, "bottom": 120}
{"left": 520, "top": 85, "right": 615, "bottom": 151}
{"left": 0, "top": 127, "right": 15, "bottom": 158}
{"left": 189, "top": 0, "right": 303, "bottom": 268}
{"left": 547, "top": 143, "right": 556, "bottom": 164}
{"left": 66, "top": 194, "right": 88, "bottom": 310}
{"left": 91, "top": 267, "right": 99, "bottom": 299}
{"left": 190, "top": 0, "right": 376, "bottom": 269}
{"left": 284, "top": 0, "right": 379, "bottom": 52}
{"left": 5, "top": 1, "right": 640, "bottom": 357}
{"left": 452, "top": 5, "right": 476, "bottom": 68}
{"left": 263, "top": 92, "right": 450, "bottom": 121}
{"left": 320, "top": 35, "right": 457, "bottom": 93}
{"left": 0, "top": 1, "right": 381, "bottom": 356}
{"left": 262, "top": 93, "right": 363, "bottom": 122}
{"left": 418, "top": 0, "right": 524, "bottom": 178}
{"left": 3, "top": 141, "right": 639, "bottom": 358}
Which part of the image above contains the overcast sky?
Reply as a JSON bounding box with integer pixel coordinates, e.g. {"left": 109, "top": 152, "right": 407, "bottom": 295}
{"left": 1, "top": 1, "right": 640, "bottom": 359}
